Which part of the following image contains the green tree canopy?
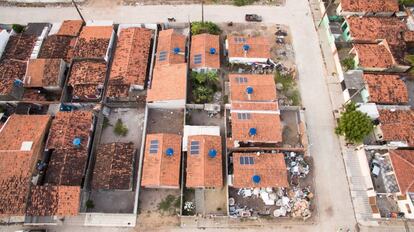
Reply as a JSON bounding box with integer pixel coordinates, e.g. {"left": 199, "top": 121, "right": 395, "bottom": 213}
{"left": 335, "top": 102, "right": 373, "bottom": 144}
{"left": 191, "top": 21, "right": 221, "bottom": 35}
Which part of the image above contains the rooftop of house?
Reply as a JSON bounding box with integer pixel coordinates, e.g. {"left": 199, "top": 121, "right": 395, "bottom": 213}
{"left": 340, "top": 0, "right": 399, "bottom": 13}
{"left": 108, "top": 27, "right": 152, "bottom": 98}
{"left": 389, "top": 150, "right": 414, "bottom": 193}
{"left": 231, "top": 111, "right": 282, "bottom": 143}
{"left": 403, "top": 30, "right": 414, "bottom": 43}
{"left": 186, "top": 135, "right": 222, "bottom": 188}
{"left": 155, "top": 29, "right": 186, "bottom": 66}
{"left": 56, "top": 20, "right": 84, "bottom": 37}
{"left": 74, "top": 26, "right": 113, "bottom": 59}
{"left": 68, "top": 60, "right": 106, "bottom": 98}
{"left": 227, "top": 35, "right": 271, "bottom": 59}
{"left": 141, "top": 133, "right": 182, "bottom": 188}
{"left": 346, "top": 17, "right": 407, "bottom": 45}
{"left": 0, "top": 59, "right": 27, "bottom": 96}
{"left": 39, "top": 35, "right": 77, "bottom": 63}
{"left": 353, "top": 41, "right": 395, "bottom": 69}
{"left": 92, "top": 142, "right": 135, "bottom": 190}
{"left": 1, "top": 34, "right": 36, "bottom": 61}
{"left": 229, "top": 74, "right": 276, "bottom": 102}
{"left": 232, "top": 153, "right": 288, "bottom": 188}
{"left": 26, "top": 185, "right": 80, "bottom": 216}
{"left": 146, "top": 63, "right": 187, "bottom": 102}
{"left": 231, "top": 102, "right": 279, "bottom": 111}
{"left": 378, "top": 109, "right": 414, "bottom": 146}
{"left": 363, "top": 74, "right": 408, "bottom": 104}
{"left": 0, "top": 115, "right": 51, "bottom": 216}
{"left": 190, "top": 33, "right": 220, "bottom": 69}
{"left": 24, "top": 59, "right": 63, "bottom": 88}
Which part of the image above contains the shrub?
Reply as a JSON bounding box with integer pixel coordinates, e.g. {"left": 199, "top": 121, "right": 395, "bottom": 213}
{"left": 85, "top": 200, "right": 94, "bottom": 209}
{"left": 400, "top": 0, "right": 414, "bottom": 5}
{"left": 113, "top": 119, "right": 128, "bottom": 136}
{"left": 193, "top": 86, "right": 214, "bottom": 103}
{"left": 12, "top": 24, "right": 24, "bottom": 33}
{"left": 158, "top": 195, "right": 176, "bottom": 212}
{"left": 341, "top": 57, "right": 355, "bottom": 71}
{"left": 233, "top": 0, "right": 254, "bottom": 6}
{"left": 191, "top": 21, "right": 221, "bottom": 35}
{"left": 102, "top": 116, "right": 111, "bottom": 129}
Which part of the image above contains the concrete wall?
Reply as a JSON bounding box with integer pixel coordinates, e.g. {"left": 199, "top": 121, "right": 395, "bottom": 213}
{"left": 0, "top": 30, "right": 10, "bottom": 59}
{"left": 147, "top": 99, "right": 186, "bottom": 109}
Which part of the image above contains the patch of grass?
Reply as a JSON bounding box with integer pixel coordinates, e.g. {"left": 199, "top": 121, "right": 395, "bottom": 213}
{"left": 400, "top": 0, "right": 414, "bottom": 5}
{"left": 158, "top": 195, "right": 176, "bottom": 212}
{"left": 275, "top": 71, "right": 301, "bottom": 106}
{"left": 233, "top": 0, "right": 255, "bottom": 6}
{"left": 191, "top": 21, "right": 221, "bottom": 35}
{"left": 113, "top": 118, "right": 128, "bottom": 136}
{"left": 174, "top": 197, "right": 181, "bottom": 209}
{"left": 341, "top": 57, "right": 355, "bottom": 71}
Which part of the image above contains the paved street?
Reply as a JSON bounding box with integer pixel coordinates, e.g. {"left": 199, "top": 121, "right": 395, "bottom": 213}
{"left": 0, "top": 1, "right": 360, "bottom": 231}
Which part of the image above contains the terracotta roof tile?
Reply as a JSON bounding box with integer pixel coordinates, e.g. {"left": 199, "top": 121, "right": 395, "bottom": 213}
{"left": 21, "top": 88, "right": 48, "bottom": 102}
{"left": 39, "top": 35, "right": 77, "bottom": 63}
{"left": 108, "top": 27, "right": 152, "bottom": 97}
{"left": 231, "top": 102, "right": 278, "bottom": 111}
{"left": 403, "top": 31, "right": 414, "bottom": 43}
{"left": 186, "top": 135, "right": 222, "bottom": 188}
{"left": 1, "top": 34, "right": 36, "bottom": 61}
{"left": 146, "top": 63, "right": 187, "bottom": 102}
{"left": 74, "top": 26, "right": 113, "bottom": 59}
{"left": 229, "top": 74, "right": 276, "bottom": 102}
{"left": 0, "top": 59, "right": 27, "bottom": 95}
{"left": 68, "top": 60, "right": 106, "bottom": 99}
{"left": 190, "top": 33, "right": 220, "bottom": 69}
{"left": 92, "top": 142, "right": 135, "bottom": 190}
{"left": 24, "top": 58, "right": 63, "bottom": 88}
{"left": 346, "top": 17, "right": 406, "bottom": 45}
{"left": 389, "top": 150, "right": 414, "bottom": 193}
{"left": 353, "top": 41, "right": 395, "bottom": 69}
{"left": 227, "top": 35, "right": 270, "bottom": 59}
{"left": 379, "top": 109, "right": 414, "bottom": 146}
{"left": 363, "top": 74, "right": 408, "bottom": 104}
{"left": 56, "top": 20, "right": 84, "bottom": 37}
{"left": 155, "top": 29, "right": 186, "bottom": 66}
{"left": 232, "top": 153, "right": 288, "bottom": 188}
{"left": 26, "top": 185, "right": 80, "bottom": 216}
{"left": 340, "top": 0, "right": 398, "bottom": 13}
{"left": 141, "top": 133, "right": 182, "bottom": 188}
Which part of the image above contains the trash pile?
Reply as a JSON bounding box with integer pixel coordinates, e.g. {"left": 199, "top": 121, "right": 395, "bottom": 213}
{"left": 286, "top": 152, "right": 309, "bottom": 186}
{"left": 183, "top": 201, "right": 195, "bottom": 213}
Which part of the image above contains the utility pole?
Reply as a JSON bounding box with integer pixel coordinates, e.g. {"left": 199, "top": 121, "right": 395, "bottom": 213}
{"left": 317, "top": 0, "right": 333, "bottom": 28}
{"left": 72, "top": 0, "right": 86, "bottom": 23}
{"left": 201, "top": 0, "right": 204, "bottom": 23}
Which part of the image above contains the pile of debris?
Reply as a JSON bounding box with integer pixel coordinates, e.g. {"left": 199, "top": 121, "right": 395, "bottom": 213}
{"left": 285, "top": 152, "right": 309, "bottom": 186}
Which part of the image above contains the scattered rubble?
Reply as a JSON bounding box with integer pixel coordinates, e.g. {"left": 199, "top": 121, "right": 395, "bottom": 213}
{"left": 286, "top": 152, "right": 309, "bottom": 186}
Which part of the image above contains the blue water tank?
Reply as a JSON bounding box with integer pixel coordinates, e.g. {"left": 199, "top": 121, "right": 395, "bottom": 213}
{"left": 243, "top": 44, "right": 250, "bottom": 51}
{"left": 249, "top": 128, "right": 257, "bottom": 136}
{"left": 73, "top": 138, "right": 81, "bottom": 147}
{"left": 14, "top": 79, "right": 23, "bottom": 87}
{"left": 210, "top": 48, "right": 216, "bottom": 55}
{"left": 246, "top": 86, "right": 253, "bottom": 94}
{"left": 173, "top": 47, "right": 180, "bottom": 54}
{"left": 166, "top": 148, "right": 174, "bottom": 156}
{"left": 208, "top": 149, "right": 217, "bottom": 158}
{"left": 252, "top": 175, "right": 261, "bottom": 183}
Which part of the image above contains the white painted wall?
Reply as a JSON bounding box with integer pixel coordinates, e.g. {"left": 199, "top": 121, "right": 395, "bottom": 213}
{"left": 0, "top": 30, "right": 10, "bottom": 59}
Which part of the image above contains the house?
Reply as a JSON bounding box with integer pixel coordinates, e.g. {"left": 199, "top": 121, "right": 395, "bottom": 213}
{"left": 0, "top": 59, "right": 27, "bottom": 101}
{"left": 228, "top": 74, "right": 277, "bottom": 103}
{"left": 226, "top": 35, "right": 271, "bottom": 64}
{"left": 336, "top": 0, "right": 399, "bottom": 17}
{"left": 155, "top": 29, "right": 186, "bottom": 66}
{"left": 74, "top": 25, "right": 114, "bottom": 61}
{"left": 45, "top": 110, "right": 94, "bottom": 186}
{"left": 230, "top": 153, "right": 288, "bottom": 188}
{"left": 146, "top": 63, "right": 187, "bottom": 108}
{"left": 2, "top": 34, "right": 37, "bottom": 61}
{"left": 350, "top": 40, "right": 410, "bottom": 72}
{"left": 39, "top": 35, "right": 77, "bottom": 63}
{"left": 190, "top": 33, "right": 220, "bottom": 73}
{"left": 26, "top": 185, "right": 81, "bottom": 216}
{"left": 186, "top": 135, "right": 222, "bottom": 188}
{"left": 92, "top": 142, "right": 135, "bottom": 190}
{"left": 141, "top": 133, "right": 182, "bottom": 189}
{"left": 55, "top": 20, "right": 84, "bottom": 37}
{"left": 107, "top": 27, "right": 153, "bottom": 99}
{"left": 0, "top": 114, "right": 51, "bottom": 217}
{"left": 376, "top": 109, "right": 414, "bottom": 147}
{"left": 0, "top": 29, "right": 10, "bottom": 59}
{"left": 363, "top": 74, "right": 408, "bottom": 105}
{"left": 67, "top": 60, "right": 107, "bottom": 101}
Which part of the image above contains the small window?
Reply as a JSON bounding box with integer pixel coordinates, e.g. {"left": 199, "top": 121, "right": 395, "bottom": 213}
{"left": 149, "top": 140, "right": 159, "bottom": 154}
{"left": 194, "top": 54, "right": 202, "bottom": 64}
{"left": 159, "top": 51, "right": 167, "bottom": 61}
{"left": 190, "top": 141, "right": 200, "bottom": 155}
{"left": 240, "top": 156, "right": 254, "bottom": 165}
{"left": 237, "top": 113, "right": 251, "bottom": 120}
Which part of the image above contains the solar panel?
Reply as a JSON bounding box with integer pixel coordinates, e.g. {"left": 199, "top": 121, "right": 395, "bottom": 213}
{"left": 240, "top": 156, "right": 254, "bottom": 165}
{"left": 237, "top": 113, "right": 251, "bottom": 120}
{"left": 194, "top": 54, "right": 202, "bottom": 64}
{"left": 236, "top": 77, "right": 248, "bottom": 84}
{"left": 159, "top": 51, "right": 167, "bottom": 61}
{"left": 149, "top": 140, "right": 159, "bottom": 154}
{"left": 190, "top": 141, "right": 200, "bottom": 155}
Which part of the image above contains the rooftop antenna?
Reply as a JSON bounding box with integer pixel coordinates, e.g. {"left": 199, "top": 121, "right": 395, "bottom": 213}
{"left": 71, "top": 0, "right": 86, "bottom": 24}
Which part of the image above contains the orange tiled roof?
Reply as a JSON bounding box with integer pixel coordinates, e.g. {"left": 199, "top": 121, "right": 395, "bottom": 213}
{"left": 379, "top": 109, "right": 414, "bottom": 146}
{"left": 0, "top": 59, "right": 27, "bottom": 96}
{"left": 68, "top": 60, "right": 106, "bottom": 98}
{"left": 108, "top": 27, "right": 152, "bottom": 98}
{"left": 403, "top": 31, "right": 414, "bottom": 43}
{"left": 39, "top": 35, "right": 77, "bottom": 63}
{"left": 341, "top": 0, "right": 398, "bottom": 13}
{"left": 346, "top": 17, "right": 407, "bottom": 45}
{"left": 363, "top": 74, "right": 408, "bottom": 104}
{"left": 353, "top": 42, "right": 395, "bottom": 69}
{"left": 74, "top": 26, "right": 113, "bottom": 59}
{"left": 190, "top": 33, "right": 220, "bottom": 69}
{"left": 24, "top": 59, "right": 63, "bottom": 88}
{"left": 2, "top": 34, "right": 36, "bottom": 61}
{"left": 155, "top": 29, "right": 186, "bottom": 66}
{"left": 26, "top": 185, "right": 80, "bottom": 216}
{"left": 56, "top": 20, "right": 84, "bottom": 37}
{"left": 141, "top": 133, "right": 182, "bottom": 188}
{"left": 229, "top": 74, "right": 276, "bottom": 102}
{"left": 186, "top": 135, "right": 223, "bottom": 188}
{"left": 232, "top": 153, "right": 288, "bottom": 188}
{"left": 389, "top": 150, "right": 414, "bottom": 193}
{"left": 227, "top": 35, "right": 270, "bottom": 59}
{"left": 147, "top": 63, "right": 187, "bottom": 102}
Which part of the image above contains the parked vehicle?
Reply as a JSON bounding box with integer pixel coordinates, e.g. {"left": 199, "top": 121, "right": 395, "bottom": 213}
{"left": 276, "top": 38, "right": 285, "bottom": 44}
{"left": 245, "top": 14, "right": 262, "bottom": 22}
{"left": 371, "top": 160, "right": 381, "bottom": 177}
{"left": 167, "top": 17, "right": 176, "bottom": 22}
{"left": 275, "top": 30, "right": 288, "bottom": 36}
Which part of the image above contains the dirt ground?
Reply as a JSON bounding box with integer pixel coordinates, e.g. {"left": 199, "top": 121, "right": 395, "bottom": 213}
{"left": 136, "top": 212, "right": 179, "bottom": 231}
{"left": 147, "top": 108, "right": 184, "bottom": 134}
{"left": 280, "top": 110, "right": 301, "bottom": 147}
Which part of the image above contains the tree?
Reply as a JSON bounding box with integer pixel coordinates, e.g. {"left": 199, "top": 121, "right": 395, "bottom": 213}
{"left": 85, "top": 200, "right": 94, "bottom": 209}
{"left": 191, "top": 21, "right": 221, "bottom": 35}
{"left": 335, "top": 102, "right": 373, "bottom": 144}
{"left": 12, "top": 24, "right": 24, "bottom": 33}
{"left": 341, "top": 57, "right": 355, "bottom": 71}
{"left": 193, "top": 86, "right": 214, "bottom": 103}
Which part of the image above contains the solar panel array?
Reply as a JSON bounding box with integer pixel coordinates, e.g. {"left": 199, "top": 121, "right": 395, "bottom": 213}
{"left": 239, "top": 156, "right": 254, "bottom": 165}
{"left": 158, "top": 51, "right": 167, "bottom": 61}
{"left": 235, "top": 77, "right": 248, "bottom": 84}
{"left": 237, "top": 113, "right": 251, "bottom": 120}
{"left": 149, "top": 140, "right": 159, "bottom": 154}
{"left": 194, "top": 54, "right": 202, "bottom": 64}
{"left": 190, "top": 141, "right": 200, "bottom": 155}
{"left": 234, "top": 37, "right": 247, "bottom": 43}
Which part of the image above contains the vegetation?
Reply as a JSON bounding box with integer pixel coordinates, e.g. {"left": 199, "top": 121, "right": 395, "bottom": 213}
{"left": 335, "top": 102, "right": 374, "bottom": 144}
{"left": 85, "top": 200, "right": 95, "bottom": 209}
{"left": 233, "top": 0, "right": 255, "bottom": 6}
{"left": 274, "top": 71, "right": 301, "bottom": 106}
{"left": 341, "top": 57, "right": 355, "bottom": 71}
{"left": 113, "top": 119, "right": 128, "bottom": 136}
{"left": 158, "top": 194, "right": 180, "bottom": 214}
{"left": 191, "top": 21, "right": 221, "bottom": 35}
{"left": 405, "top": 55, "right": 414, "bottom": 75}
{"left": 102, "top": 116, "right": 111, "bottom": 129}
{"left": 12, "top": 24, "right": 24, "bottom": 33}
{"left": 191, "top": 71, "right": 219, "bottom": 103}
{"left": 399, "top": 0, "right": 414, "bottom": 5}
